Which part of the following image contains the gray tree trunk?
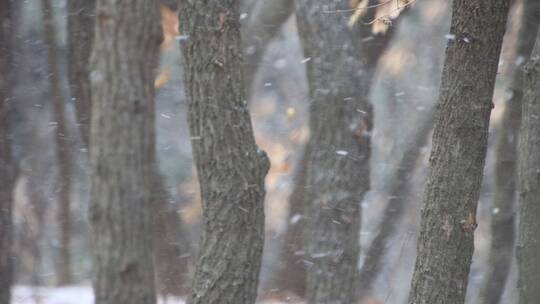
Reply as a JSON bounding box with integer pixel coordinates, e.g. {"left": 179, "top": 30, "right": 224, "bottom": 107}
{"left": 0, "top": 0, "right": 16, "bottom": 302}
{"left": 272, "top": 145, "right": 310, "bottom": 298}
{"left": 358, "top": 114, "right": 434, "bottom": 299}
{"left": 294, "top": 1, "right": 397, "bottom": 302}
{"left": 517, "top": 27, "right": 540, "bottom": 304}
{"left": 152, "top": 173, "right": 190, "bottom": 297}
{"left": 41, "top": 0, "right": 73, "bottom": 285}
{"left": 68, "top": 0, "right": 191, "bottom": 294}
{"left": 89, "top": 1, "right": 162, "bottom": 303}
{"left": 178, "top": 1, "right": 270, "bottom": 303}
{"left": 481, "top": 1, "right": 540, "bottom": 303}
{"left": 407, "top": 1, "right": 510, "bottom": 303}
{"left": 67, "top": 0, "right": 95, "bottom": 147}
{"left": 242, "top": 0, "right": 294, "bottom": 99}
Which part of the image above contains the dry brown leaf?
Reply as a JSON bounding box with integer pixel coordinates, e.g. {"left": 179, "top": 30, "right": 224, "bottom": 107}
{"left": 154, "top": 69, "right": 170, "bottom": 89}
{"left": 372, "top": 0, "right": 413, "bottom": 34}
{"left": 379, "top": 46, "right": 417, "bottom": 75}
{"left": 286, "top": 107, "right": 296, "bottom": 121}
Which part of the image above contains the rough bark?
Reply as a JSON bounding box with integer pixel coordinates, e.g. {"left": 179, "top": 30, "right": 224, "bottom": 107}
{"left": 41, "top": 0, "right": 73, "bottom": 285}
{"left": 89, "top": 1, "right": 162, "bottom": 303}
{"left": 358, "top": 114, "right": 434, "bottom": 299}
{"left": 68, "top": 0, "right": 190, "bottom": 293}
{"left": 178, "top": 1, "right": 270, "bottom": 303}
{"left": 0, "top": 0, "right": 15, "bottom": 302}
{"left": 242, "top": 0, "right": 294, "bottom": 98}
{"left": 481, "top": 1, "right": 540, "bottom": 303}
{"left": 294, "top": 1, "right": 398, "bottom": 302}
{"left": 295, "top": 1, "right": 369, "bottom": 303}
{"left": 517, "top": 29, "right": 540, "bottom": 304}
{"left": 67, "top": 0, "right": 96, "bottom": 147}
{"left": 407, "top": 1, "right": 510, "bottom": 303}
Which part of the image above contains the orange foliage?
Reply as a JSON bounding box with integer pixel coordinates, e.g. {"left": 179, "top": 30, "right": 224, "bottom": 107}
{"left": 160, "top": 4, "right": 179, "bottom": 51}
{"left": 379, "top": 46, "right": 417, "bottom": 75}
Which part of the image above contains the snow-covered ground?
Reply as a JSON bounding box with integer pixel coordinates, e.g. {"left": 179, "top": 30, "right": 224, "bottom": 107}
{"left": 10, "top": 286, "right": 300, "bottom": 304}
{"left": 11, "top": 286, "right": 185, "bottom": 304}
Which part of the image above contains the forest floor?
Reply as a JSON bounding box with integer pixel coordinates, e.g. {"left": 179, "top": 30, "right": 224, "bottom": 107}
{"left": 10, "top": 286, "right": 303, "bottom": 304}
{"left": 11, "top": 286, "right": 184, "bottom": 304}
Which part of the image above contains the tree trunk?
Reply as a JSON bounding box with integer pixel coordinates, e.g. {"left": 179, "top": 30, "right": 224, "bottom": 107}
{"left": 481, "top": 1, "right": 540, "bottom": 303}
{"left": 294, "top": 1, "right": 397, "bottom": 302}
{"left": 407, "top": 1, "right": 510, "bottom": 303}
{"left": 358, "top": 114, "right": 434, "bottom": 299}
{"left": 68, "top": 0, "right": 191, "bottom": 294}
{"left": 152, "top": 173, "right": 190, "bottom": 297}
{"left": 41, "top": 0, "right": 73, "bottom": 286}
{"left": 358, "top": 6, "right": 449, "bottom": 296}
{"left": 0, "top": 0, "right": 16, "bottom": 301}
{"left": 272, "top": 145, "right": 310, "bottom": 298}
{"left": 517, "top": 28, "right": 540, "bottom": 304}
{"left": 89, "top": 1, "right": 162, "bottom": 303}
{"left": 178, "top": 1, "right": 270, "bottom": 303}
{"left": 67, "top": 0, "right": 95, "bottom": 147}
{"left": 26, "top": 174, "right": 48, "bottom": 287}
{"left": 242, "top": 0, "right": 294, "bottom": 99}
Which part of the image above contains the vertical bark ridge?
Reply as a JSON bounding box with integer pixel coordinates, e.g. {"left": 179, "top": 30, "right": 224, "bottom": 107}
{"left": 89, "top": 1, "right": 162, "bottom": 303}
{"left": 481, "top": 1, "right": 540, "bottom": 303}
{"left": 408, "top": 1, "right": 511, "bottom": 303}
{"left": 0, "top": 0, "right": 16, "bottom": 301}
{"left": 67, "top": 0, "right": 96, "bottom": 147}
{"left": 517, "top": 27, "right": 540, "bottom": 304}
{"left": 178, "top": 1, "right": 270, "bottom": 303}
{"left": 41, "top": 0, "right": 74, "bottom": 285}
{"left": 294, "top": 0, "right": 399, "bottom": 302}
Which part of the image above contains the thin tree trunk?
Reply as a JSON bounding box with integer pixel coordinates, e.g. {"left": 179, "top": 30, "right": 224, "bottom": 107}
{"left": 358, "top": 114, "right": 434, "bottom": 299}
{"left": 295, "top": 2, "right": 370, "bottom": 303}
{"left": 517, "top": 29, "right": 540, "bottom": 304}
{"left": 41, "top": 0, "right": 73, "bottom": 286}
{"left": 0, "top": 0, "right": 16, "bottom": 301}
{"left": 68, "top": 0, "right": 191, "bottom": 294}
{"left": 152, "top": 173, "right": 190, "bottom": 297}
{"left": 89, "top": 1, "right": 162, "bottom": 303}
{"left": 242, "top": 0, "right": 294, "bottom": 98}
{"left": 26, "top": 175, "right": 48, "bottom": 287}
{"left": 358, "top": 7, "right": 448, "bottom": 295}
{"left": 407, "top": 1, "right": 510, "bottom": 303}
{"left": 178, "top": 1, "right": 271, "bottom": 303}
{"left": 67, "top": 0, "right": 95, "bottom": 147}
{"left": 481, "top": 1, "right": 540, "bottom": 303}
{"left": 272, "top": 145, "right": 310, "bottom": 298}
{"left": 294, "top": 1, "right": 397, "bottom": 302}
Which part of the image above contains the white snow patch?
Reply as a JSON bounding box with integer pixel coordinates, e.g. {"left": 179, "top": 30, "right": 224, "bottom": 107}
{"left": 515, "top": 55, "right": 525, "bottom": 66}
{"left": 290, "top": 214, "right": 303, "bottom": 224}
{"left": 445, "top": 34, "right": 456, "bottom": 40}
{"left": 11, "top": 286, "right": 185, "bottom": 304}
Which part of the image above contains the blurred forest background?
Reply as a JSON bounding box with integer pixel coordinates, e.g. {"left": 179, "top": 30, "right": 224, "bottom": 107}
{"left": 0, "top": 0, "right": 536, "bottom": 303}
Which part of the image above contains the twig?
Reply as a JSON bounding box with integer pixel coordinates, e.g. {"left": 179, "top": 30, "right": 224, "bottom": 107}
{"left": 362, "top": 0, "right": 417, "bottom": 25}
{"left": 321, "top": 0, "right": 395, "bottom": 14}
